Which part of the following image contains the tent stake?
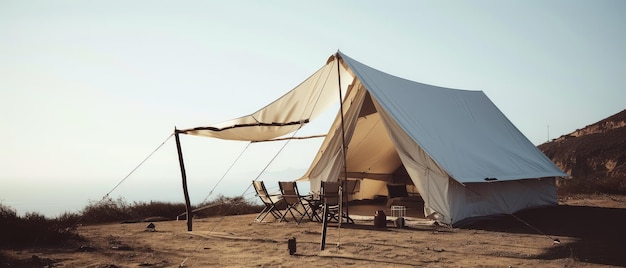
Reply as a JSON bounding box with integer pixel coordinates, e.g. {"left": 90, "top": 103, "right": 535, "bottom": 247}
{"left": 174, "top": 128, "right": 193, "bottom": 231}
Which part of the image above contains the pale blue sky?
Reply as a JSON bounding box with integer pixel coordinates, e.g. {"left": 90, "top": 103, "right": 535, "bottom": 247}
{"left": 1, "top": 1, "right": 625, "bottom": 216}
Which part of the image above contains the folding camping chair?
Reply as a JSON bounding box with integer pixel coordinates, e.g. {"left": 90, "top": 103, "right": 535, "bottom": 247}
{"left": 252, "top": 181, "right": 285, "bottom": 222}
{"left": 278, "top": 181, "right": 316, "bottom": 223}
{"left": 320, "top": 181, "right": 354, "bottom": 224}
{"left": 320, "top": 181, "right": 354, "bottom": 250}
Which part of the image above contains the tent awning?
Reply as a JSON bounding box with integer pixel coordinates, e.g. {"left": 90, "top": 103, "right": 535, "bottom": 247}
{"left": 178, "top": 55, "right": 353, "bottom": 141}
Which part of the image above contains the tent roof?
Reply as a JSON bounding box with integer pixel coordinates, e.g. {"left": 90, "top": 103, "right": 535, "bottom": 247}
{"left": 338, "top": 51, "right": 566, "bottom": 182}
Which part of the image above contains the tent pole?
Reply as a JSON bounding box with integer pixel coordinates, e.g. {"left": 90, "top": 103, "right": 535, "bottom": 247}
{"left": 336, "top": 53, "right": 349, "bottom": 219}
{"left": 321, "top": 53, "right": 349, "bottom": 250}
{"left": 174, "top": 128, "right": 193, "bottom": 231}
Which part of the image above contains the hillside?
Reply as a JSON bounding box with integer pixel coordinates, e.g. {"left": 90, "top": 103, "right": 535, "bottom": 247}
{"left": 538, "top": 109, "right": 626, "bottom": 194}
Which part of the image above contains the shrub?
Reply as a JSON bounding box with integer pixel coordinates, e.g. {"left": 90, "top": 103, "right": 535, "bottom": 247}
{"left": 80, "top": 197, "right": 132, "bottom": 224}
{"left": 0, "top": 204, "right": 82, "bottom": 248}
{"left": 193, "top": 195, "right": 263, "bottom": 218}
{"left": 127, "top": 201, "right": 187, "bottom": 220}
{"left": 0, "top": 194, "right": 264, "bottom": 249}
{"left": 81, "top": 197, "right": 196, "bottom": 223}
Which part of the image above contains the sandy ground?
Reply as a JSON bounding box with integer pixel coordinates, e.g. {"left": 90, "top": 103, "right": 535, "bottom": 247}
{"left": 2, "top": 194, "right": 626, "bottom": 267}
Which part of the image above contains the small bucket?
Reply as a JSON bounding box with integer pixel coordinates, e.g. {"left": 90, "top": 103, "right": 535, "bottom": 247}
{"left": 374, "top": 210, "right": 387, "bottom": 229}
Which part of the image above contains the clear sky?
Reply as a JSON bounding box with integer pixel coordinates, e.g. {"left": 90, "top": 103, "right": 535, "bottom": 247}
{"left": 2, "top": 1, "right": 625, "bottom": 217}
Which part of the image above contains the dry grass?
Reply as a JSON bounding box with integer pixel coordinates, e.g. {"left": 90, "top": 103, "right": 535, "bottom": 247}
{"left": 0, "top": 195, "right": 262, "bottom": 249}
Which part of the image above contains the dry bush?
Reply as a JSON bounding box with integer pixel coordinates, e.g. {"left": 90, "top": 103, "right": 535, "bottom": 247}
{"left": 557, "top": 176, "right": 626, "bottom": 196}
{"left": 80, "top": 197, "right": 186, "bottom": 224}
{"left": 193, "top": 195, "right": 263, "bottom": 218}
{"left": 0, "top": 204, "right": 82, "bottom": 248}
{"left": 127, "top": 200, "right": 187, "bottom": 220}
{"left": 79, "top": 196, "right": 262, "bottom": 223}
{"left": 0, "top": 195, "right": 263, "bottom": 249}
{"left": 80, "top": 197, "right": 132, "bottom": 224}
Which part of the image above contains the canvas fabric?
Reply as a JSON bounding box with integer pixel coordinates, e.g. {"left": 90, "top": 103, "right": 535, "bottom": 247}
{"left": 182, "top": 51, "right": 567, "bottom": 225}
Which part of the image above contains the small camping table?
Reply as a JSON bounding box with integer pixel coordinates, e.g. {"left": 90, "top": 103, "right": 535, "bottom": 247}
{"left": 303, "top": 195, "right": 323, "bottom": 222}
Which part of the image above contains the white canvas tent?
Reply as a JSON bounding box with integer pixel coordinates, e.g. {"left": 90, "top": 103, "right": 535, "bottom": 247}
{"left": 178, "top": 51, "right": 567, "bottom": 226}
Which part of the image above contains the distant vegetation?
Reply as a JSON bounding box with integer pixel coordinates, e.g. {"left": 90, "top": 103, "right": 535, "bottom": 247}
{"left": 80, "top": 195, "right": 263, "bottom": 224}
{"left": 0, "top": 204, "right": 82, "bottom": 248}
{"left": 0, "top": 195, "right": 263, "bottom": 248}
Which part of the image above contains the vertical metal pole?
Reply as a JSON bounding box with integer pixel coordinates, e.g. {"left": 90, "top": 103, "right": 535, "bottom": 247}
{"left": 174, "top": 128, "right": 193, "bottom": 231}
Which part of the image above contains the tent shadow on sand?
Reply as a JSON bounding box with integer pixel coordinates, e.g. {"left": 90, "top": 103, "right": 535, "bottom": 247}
{"left": 460, "top": 204, "right": 626, "bottom": 267}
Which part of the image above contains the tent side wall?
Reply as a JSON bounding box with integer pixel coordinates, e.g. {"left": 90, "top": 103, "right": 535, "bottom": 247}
{"left": 449, "top": 178, "right": 557, "bottom": 226}
{"left": 373, "top": 91, "right": 559, "bottom": 225}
